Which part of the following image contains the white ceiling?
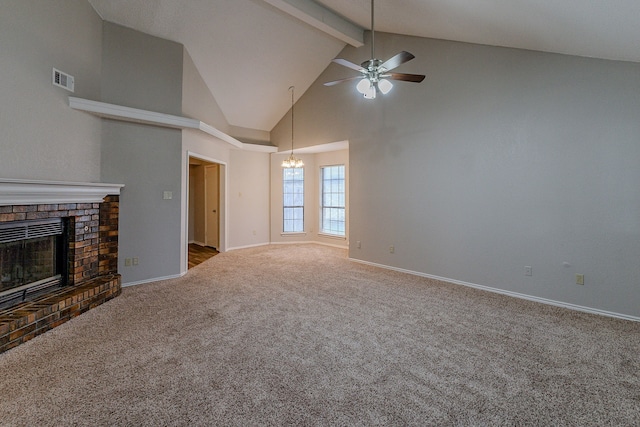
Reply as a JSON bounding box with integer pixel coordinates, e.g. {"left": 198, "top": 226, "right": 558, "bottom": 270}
{"left": 88, "top": 0, "right": 640, "bottom": 134}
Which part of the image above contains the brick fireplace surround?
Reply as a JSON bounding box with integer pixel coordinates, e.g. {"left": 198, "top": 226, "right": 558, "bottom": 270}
{"left": 0, "top": 179, "right": 123, "bottom": 354}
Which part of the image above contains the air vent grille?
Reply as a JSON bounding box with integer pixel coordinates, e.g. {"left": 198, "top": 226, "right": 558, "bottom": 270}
{"left": 52, "top": 68, "right": 74, "bottom": 92}
{"left": 0, "top": 219, "right": 63, "bottom": 244}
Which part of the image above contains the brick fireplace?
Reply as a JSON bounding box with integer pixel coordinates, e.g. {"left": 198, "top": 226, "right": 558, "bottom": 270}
{"left": 0, "top": 179, "right": 124, "bottom": 353}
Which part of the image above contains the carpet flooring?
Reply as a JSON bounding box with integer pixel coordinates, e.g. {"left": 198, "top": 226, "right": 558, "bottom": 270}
{"left": 0, "top": 244, "right": 638, "bottom": 426}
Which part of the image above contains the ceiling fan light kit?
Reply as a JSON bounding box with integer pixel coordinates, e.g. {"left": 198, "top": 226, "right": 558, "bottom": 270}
{"left": 324, "top": 0, "right": 425, "bottom": 99}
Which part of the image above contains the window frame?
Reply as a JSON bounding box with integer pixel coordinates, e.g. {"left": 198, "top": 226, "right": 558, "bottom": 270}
{"left": 282, "top": 167, "right": 304, "bottom": 234}
{"left": 319, "top": 164, "right": 346, "bottom": 238}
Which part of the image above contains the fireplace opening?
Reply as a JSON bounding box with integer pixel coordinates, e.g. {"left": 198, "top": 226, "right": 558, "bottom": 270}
{"left": 0, "top": 218, "right": 68, "bottom": 309}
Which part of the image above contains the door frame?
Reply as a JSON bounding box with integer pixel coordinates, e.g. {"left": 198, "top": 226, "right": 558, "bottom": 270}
{"left": 204, "top": 164, "right": 219, "bottom": 249}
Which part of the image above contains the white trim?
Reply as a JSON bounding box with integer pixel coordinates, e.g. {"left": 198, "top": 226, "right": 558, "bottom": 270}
{"left": 315, "top": 241, "right": 348, "bottom": 249}
{"left": 278, "top": 140, "right": 349, "bottom": 154}
{"left": 271, "top": 240, "right": 348, "bottom": 249}
{"left": 0, "top": 178, "right": 124, "bottom": 206}
{"left": 349, "top": 258, "right": 640, "bottom": 322}
{"left": 189, "top": 240, "right": 207, "bottom": 247}
{"left": 227, "top": 242, "right": 271, "bottom": 251}
{"left": 121, "top": 272, "right": 186, "bottom": 288}
{"left": 280, "top": 232, "right": 307, "bottom": 237}
{"left": 69, "top": 97, "right": 277, "bottom": 153}
{"left": 318, "top": 232, "right": 346, "bottom": 240}
{"left": 238, "top": 143, "right": 279, "bottom": 153}
{"left": 271, "top": 240, "right": 315, "bottom": 245}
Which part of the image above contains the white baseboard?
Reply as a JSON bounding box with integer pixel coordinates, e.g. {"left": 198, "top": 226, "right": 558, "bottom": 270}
{"left": 270, "top": 240, "right": 315, "bottom": 245}
{"left": 271, "top": 240, "right": 348, "bottom": 249}
{"left": 227, "top": 242, "right": 270, "bottom": 251}
{"left": 349, "top": 258, "right": 640, "bottom": 322}
{"left": 189, "top": 240, "right": 206, "bottom": 247}
{"left": 122, "top": 272, "right": 187, "bottom": 288}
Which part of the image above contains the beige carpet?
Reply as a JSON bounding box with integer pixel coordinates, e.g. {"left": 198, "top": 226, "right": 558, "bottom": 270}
{"left": 0, "top": 244, "right": 638, "bottom": 426}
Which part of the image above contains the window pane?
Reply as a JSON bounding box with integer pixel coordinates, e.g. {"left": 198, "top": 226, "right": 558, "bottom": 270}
{"left": 320, "top": 165, "right": 345, "bottom": 236}
{"left": 283, "top": 167, "right": 304, "bottom": 232}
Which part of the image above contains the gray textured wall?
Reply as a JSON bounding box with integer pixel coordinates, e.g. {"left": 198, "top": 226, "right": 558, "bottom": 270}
{"left": 101, "top": 22, "right": 183, "bottom": 284}
{"left": 271, "top": 32, "right": 640, "bottom": 318}
{"left": 101, "top": 22, "right": 183, "bottom": 115}
{"left": 0, "top": 0, "right": 103, "bottom": 181}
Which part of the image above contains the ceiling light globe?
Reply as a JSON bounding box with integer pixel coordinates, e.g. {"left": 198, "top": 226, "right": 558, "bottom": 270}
{"left": 378, "top": 79, "right": 393, "bottom": 94}
{"left": 363, "top": 85, "right": 376, "bottom": 99}
{"left": 356, "top": 78, "right": 371, "bottom": 94}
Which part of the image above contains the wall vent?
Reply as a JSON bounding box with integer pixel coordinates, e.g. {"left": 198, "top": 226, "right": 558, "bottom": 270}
{"left": 52, "top": 68, "right": 74, "bottom": 92}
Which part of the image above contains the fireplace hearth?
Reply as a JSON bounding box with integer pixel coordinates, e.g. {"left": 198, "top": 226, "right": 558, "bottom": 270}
{"left": 0, "top": 179, "right": 123, "bottom": 353}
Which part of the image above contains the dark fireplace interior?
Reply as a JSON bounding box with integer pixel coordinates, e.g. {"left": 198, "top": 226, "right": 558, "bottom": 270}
{"left": 0, "top": 219, "right": 67, "bottom": 309}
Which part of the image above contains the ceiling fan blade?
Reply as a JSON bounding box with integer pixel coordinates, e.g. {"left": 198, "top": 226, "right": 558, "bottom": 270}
{"left": 380, "top": 51, "right": 415, "bottom": 72}
{"left": 324, "top": 76, "right": 364, "bottom": 87}
{"left": 332, "top": 58, "right": 365, "bottom": 72}
{"left": 387, "top": 72, "right": 426, "bottom": 83}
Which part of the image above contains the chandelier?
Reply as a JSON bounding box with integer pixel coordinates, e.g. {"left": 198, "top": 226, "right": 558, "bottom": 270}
{"left": 281, "top": 86, "right": 304, "bottom": 168}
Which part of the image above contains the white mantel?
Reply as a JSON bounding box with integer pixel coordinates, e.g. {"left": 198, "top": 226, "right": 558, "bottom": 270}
{"left": 0, "top": 179, "right": 124, "bottom": 206}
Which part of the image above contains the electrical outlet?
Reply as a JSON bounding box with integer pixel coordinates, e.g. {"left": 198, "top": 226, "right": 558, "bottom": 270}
{"left": 125, "top": 258, "right": 132, "bottom": 267}
{"left": 525, "top": 266, "right": 532, "bottom": 276}
{"left": 356, "top": 240, "right": 361, "bottom": 249}
{"left": 576, "top": 274, "right": 584, "bottom": 285}
{"left": 133, "top": 257, "right": 139, "bottom": 266}
{"left": 389, "top": 245, "right": 395, "bottom": 254}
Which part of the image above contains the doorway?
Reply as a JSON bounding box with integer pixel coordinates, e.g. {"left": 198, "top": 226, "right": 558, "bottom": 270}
{"left": 188, "top": 156, "right": 224, "bottom": 268}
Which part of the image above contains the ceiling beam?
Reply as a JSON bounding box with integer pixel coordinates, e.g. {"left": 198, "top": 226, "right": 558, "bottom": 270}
{"left": 263, "top": 0, "right": 364, "bottom": 47}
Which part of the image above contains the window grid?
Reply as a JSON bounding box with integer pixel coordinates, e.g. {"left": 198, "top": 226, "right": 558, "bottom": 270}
{"left": 320, "top": 165, "right": 345, "bottom": 236}
{"left": 283, "top": 167, "right": 304, "bottom": 232}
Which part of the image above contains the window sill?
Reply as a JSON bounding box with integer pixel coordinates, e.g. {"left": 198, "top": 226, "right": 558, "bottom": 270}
{"left": 281, "top": 232, "right": 306, "bottom": 237}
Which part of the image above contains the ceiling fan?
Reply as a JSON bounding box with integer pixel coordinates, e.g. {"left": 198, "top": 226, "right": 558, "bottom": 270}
{"left": 323, "top": 0, "right": 425, "bottom": 99}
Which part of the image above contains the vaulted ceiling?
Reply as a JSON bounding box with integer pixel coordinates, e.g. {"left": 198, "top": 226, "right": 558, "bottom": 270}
{"left": 88, "top": 0, "right": 640, "bottom": 134}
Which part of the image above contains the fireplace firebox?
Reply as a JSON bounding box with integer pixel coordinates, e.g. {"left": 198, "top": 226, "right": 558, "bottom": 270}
{"left": 0, "top": 219, "right": 68, "bottom": 309}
